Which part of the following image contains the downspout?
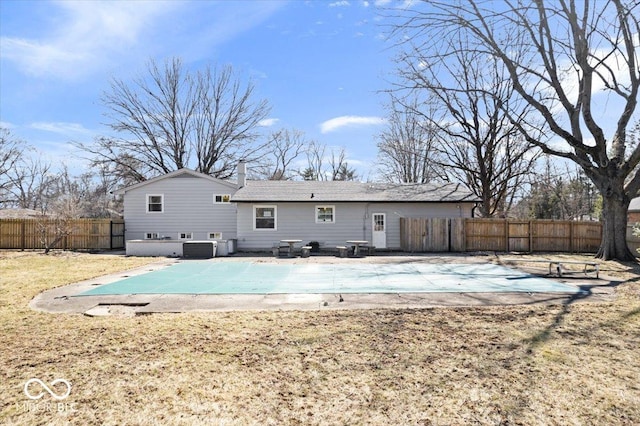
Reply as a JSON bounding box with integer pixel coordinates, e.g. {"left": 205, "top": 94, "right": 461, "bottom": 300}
{"left": 363, "top": 203, "right": 370, "bottom": 241}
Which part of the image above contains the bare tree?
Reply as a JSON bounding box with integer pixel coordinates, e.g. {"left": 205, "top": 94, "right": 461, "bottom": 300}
{"left": 253, "top": 129, "right": 306, "bottom": 180}
{"left": 376, "top": 96, "right": 446, "bottom": 183}
{"left": 389, "top": 0, "right": 640, "bottom": 259}
{"left": 329, "top": 148, "right": 358, "bottom": 181}
{"left": 515, "top": 156, "right": 599, "bottom": 220}
{"left": 300, "top": 142, "right": 358, "bottom": 181}
{"left": 4, "top": 153, "right": 57, "bottom": 210}
{"left": 76, "top": 57, "right": 270, "bottom": 182}
{"left": 0, "top": 128, "right": 25, "bottom": 205}
{"left": 301, "top": 141, "right": 326, "bottom": 181}
{"left": 393, "top": 34, "right": 539, "bottom": 216}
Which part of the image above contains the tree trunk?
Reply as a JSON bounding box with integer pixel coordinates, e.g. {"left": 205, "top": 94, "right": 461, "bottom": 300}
{"left": 597, "top": 190, "right": 635, "bottom": 260}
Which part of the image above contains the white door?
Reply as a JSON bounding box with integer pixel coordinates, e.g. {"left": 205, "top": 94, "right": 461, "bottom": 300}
{"left": 372, "top": 213, "right": 386, "bottom": 248}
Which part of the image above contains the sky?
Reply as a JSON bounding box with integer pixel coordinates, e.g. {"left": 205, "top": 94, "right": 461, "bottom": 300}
{"left": 0, "top": 0, "right": 402, "bottom": 180}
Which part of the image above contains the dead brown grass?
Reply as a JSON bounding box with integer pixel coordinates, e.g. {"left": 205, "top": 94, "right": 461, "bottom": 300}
{"left": 1, "top": 251, "right": 639, "bottom": 425}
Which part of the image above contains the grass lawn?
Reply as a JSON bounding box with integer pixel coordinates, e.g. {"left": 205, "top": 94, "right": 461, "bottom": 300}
{"left": 1, "top": 251, "right": 639, "bottom": 425}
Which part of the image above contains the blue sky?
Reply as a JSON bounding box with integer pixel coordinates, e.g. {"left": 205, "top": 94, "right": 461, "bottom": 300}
{"left": 0, "top": 0, "right": 400, "bottom": 179}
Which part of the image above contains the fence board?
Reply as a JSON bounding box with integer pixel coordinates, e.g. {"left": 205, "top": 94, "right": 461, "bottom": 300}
{"left": 0, "top": 218, "right": 124, "bottom": 250}
{"left": 464, "top": 219, "right": 506, "bottom": 251}
{"left": 507, "top": 220, "right": 530, "bottom": 252}
{"left": 400, "top": 218, "right": 451, "bottom": 252}
{"left": 400, "top": 218, "right": 603, "bottom": 253}
{"left": 450, "top": 218, "right": 465, "bottom": 252}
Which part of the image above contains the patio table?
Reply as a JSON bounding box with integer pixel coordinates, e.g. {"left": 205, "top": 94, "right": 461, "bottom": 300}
{"left": 280, "top": 239, "right": 302, "bottom": 257}
{"left": 346, "top": 240, "right": 369, "bottom": 257}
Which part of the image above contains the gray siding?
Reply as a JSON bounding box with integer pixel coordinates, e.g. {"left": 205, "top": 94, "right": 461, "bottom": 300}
{"left": 236, "top": 202, "right": 473, "bottom": 251}
{"left": 123, "top": 176, "right": 238, "bottom": 241}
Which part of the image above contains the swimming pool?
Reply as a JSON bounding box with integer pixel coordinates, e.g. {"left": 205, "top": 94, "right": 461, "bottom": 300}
{"left": 78, "top": 261, "right": 585, "bottom": 296}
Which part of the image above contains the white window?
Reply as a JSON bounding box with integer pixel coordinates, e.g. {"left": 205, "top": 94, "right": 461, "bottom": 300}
{"left": 208, "top": 232, "right": 222, "bottom": 239}
{"left": 146, "top": 194, "right": 164, "bottom": 213}
{"left": 145, "top": 232, "right": 159, "bottom": 239}
{"left": 254, "top": 205, "right": 277, "bottom": 230}
{"left": 179, "top": 232, "right": 193, "bottom": 240}
{"left": 214, "top": 194, "right": 231, "bottom": 203}
{"left": 316, "top": 205, "right": 335, "bottom": 223}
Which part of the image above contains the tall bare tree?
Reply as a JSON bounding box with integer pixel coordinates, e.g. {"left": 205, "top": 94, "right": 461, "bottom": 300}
{"left": 0, "top": 128, "right": 25, "bottom": 204}
{"left": 376, "top": 96, "right": 446, "bottom": 183}
{"left": 4, "top": 153, "right": 57, "bottom": 210}
{"left": 328, "top": 148, "right": 358, "bottom": 181}
{"left": 253, "top": 129, "right": 307, "bottom": 180}
{"left": 300, "top": 142, "right": 358, "bottom": 181}
{"left": 397, "top": 36, "right": 539, "bottom": 217}
{"left": 389, "top": 0, "right": 640, "bottom": 259}
{"left": 77, "top": 57, "right": 270, "bottom": 182}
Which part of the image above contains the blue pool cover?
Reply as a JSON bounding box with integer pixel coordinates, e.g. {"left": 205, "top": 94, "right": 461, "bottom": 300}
{"left": 78, "top": 261, "right": 586, "bottom": 296}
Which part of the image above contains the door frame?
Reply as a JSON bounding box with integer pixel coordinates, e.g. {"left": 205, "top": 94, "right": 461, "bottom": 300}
{"left": 372, "top": 212, "right": 387, "bottom": 249}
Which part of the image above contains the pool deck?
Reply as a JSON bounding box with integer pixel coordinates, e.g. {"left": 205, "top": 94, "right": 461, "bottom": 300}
{"left": 30, "top": 254, "right": 616, "bottom": 316}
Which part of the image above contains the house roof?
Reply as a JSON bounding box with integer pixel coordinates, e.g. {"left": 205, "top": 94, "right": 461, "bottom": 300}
{"left": 231, "top": 180, "right": 480, "bottom": 203}
{"left": 0, "top": 208, "right": 43, "bottom": 219}
{"left": 112, "top": 168, "right": 237, "bottom": 195}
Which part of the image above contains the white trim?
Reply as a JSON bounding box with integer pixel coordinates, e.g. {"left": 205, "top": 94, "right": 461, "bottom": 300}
{"left": 315, "top": 205, "right": 335, "bottom": 223}
{"left": 146, "top": 194, "right": 164, "bottom": 213}
{"left": 253, "top": 205, "right": 277, "bottom": 231}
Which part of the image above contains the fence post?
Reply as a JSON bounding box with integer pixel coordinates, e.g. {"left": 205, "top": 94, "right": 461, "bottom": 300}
{"left": 570, "top": 221, "right": 574, "bottom": 253}
{"left": 504, "top": 219, "right": 509, "bottom": 252}
{"left": 21, "top": 221, "right": 26, "bottom": 251}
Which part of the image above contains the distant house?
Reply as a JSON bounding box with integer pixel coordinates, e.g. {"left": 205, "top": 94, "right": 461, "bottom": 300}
{"left": 629, "top": 197, "right": 640, "bottom": 223}
{"left": 114, "top": 162, "right": 479, "bottom": 254}
{"left": 0, "top": 208, "right": 43, "bottom": 219}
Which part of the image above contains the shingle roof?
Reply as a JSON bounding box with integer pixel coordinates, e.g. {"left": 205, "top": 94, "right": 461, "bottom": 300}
{"left": 231, "top": 180, "right": 479, "bottom": 203}
{"left": 112, "top": 168, "right": 237, "bottom": 195}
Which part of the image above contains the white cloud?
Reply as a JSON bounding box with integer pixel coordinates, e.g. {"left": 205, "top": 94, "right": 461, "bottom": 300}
{"left": 259, "top": 118, "right": 280, "bottom": 127}
{"left": 329, "top": 1, "right": 350, "bottom": 7}
{"left": 1, "top": 1, "right": 286, "bottom": 81}
{"left": 320, "top": 115, "right": 387, "bottom": 133}
{"left": 30, "top": 121, "right": 93, "bottom": 136}
{"left": 0, "top": 1, "right": 176, "bottom": 80}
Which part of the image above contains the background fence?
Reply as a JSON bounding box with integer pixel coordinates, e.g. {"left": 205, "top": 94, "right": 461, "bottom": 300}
{"left": 0, "top": 218, "right": 124, "bottom": 251}
{"left": 2, "top": 217, "right": 634, "bottom": 254}
{"left": 400, "top": 218, "right": 603, "bottom": 253}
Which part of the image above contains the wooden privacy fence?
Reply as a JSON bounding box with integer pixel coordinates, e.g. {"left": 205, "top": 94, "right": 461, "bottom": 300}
{"left": 0, "top": 218, "right": 125, "bottom": 251}
{"left": 400, "top": 218, "right": 603, "bottom": 253}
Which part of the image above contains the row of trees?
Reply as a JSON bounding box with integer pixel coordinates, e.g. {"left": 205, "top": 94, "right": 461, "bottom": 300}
{"left": 1, "top": 1, "right": 639, "bottom": 260}
{"left": 0, "top": 128, "right": 119, "bottom": 217}
{"left": 378, "top": 0, "right": 640, "bottom": 260}
{"left": 0, "top": 130, "right": 359, "bottom": 217}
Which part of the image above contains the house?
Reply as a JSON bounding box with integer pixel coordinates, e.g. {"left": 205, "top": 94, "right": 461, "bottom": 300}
{"left": 232, "top": 178, "right": 478, "bottom": 251}
{"left": 113, "top": 168, "right": 240, "bottom": 250}
{"left": 114, "top": 162, "right": 479, "bottom": 255}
